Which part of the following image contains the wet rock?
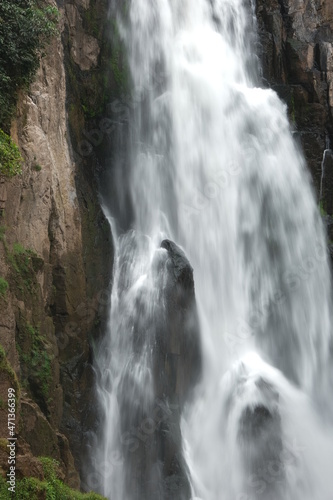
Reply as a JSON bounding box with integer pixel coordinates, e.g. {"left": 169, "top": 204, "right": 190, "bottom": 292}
{"left": 0, "top": 0, "right": 113, "bottom": 488}
{"left": 256, "top": 0, "right": 333, "bottom": 195}
{"left": 321, "top": 150, "right": 333, "bottom": 217}
{"left": 65, "top": 4, "right": 100, "bottom": 71}
{"left": 223, "top": 355, "right": 285, "bottom": 500}
{"left": 118, "top": 239, "right": 201, "bottom": 500}
{"left": 158, "top": 239, "right": 201, "bottom": 407}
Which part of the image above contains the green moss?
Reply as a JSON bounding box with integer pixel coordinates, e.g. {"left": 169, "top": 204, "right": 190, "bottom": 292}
{"left": 0, "top": 129, "right": 23, "bottom": 178}
{"left": 290, "top": 94, "right": 296, "bottom": 124}
{"left": 0, "top": 225, "right": 6, "bottom": 241}
{"left": 18, "top": 323, "right": 52, "bottom": 398}
{"left": 33, "top": 164, "right": 42, "bottom": 172}
{"left": 81, "top": 3, "right": 100, "bottom": 39}
{"left": 0, "top": 277, "right": 8, "bottom": 297}
{"left": 15, "top": 477, "right": 48, "bottom": 499}
{"left": 7, "top": 243, "right": 40, "bottom": 294}
{"left": 109, "top": 20, "right": 130, "bottom": 95}
{"left": 0, "top": 438, "right": 9, "bottom": 451}
{"left": 0, "top": 344, "right": 20, "bottom": 395}
{"left": 319, "top": 200, "right": 327, "bottom": 217}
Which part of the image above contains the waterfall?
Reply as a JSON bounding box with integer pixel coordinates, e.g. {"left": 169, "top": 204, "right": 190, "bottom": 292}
{"left": 92, "top": 0, "right": 333, "bottom": 498}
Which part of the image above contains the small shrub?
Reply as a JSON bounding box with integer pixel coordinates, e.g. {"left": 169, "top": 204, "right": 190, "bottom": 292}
{"left": 15, "top": 476, "right": 48, "bottom": 499}
{"left": 0, "top": 129, "right": 23, "bottom": 178}
{"left": 0, "top": 277, "right": 8, "bottom": 297}
{"left": 33, "top": 164, "right": 42, "bottom": 171}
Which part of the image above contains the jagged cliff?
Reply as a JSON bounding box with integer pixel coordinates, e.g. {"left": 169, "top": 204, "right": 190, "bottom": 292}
{"left": 0, "top": 0, "right": 113, "bottom": 495}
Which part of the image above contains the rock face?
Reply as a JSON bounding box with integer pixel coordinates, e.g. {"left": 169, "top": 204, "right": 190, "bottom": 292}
{"left": 154, "top": 240, "right": 201, "bottom": 500}
{"left": 0, "top": 0, "right": 112, "bottom": 489}
{"left": 221, "top": 354, "right": 285, "bottom": 500}
{"left": 118, "top": 239, "right": 201, "bottom": 500}
{"left": 256, "top": 0, "right": 333, "bottom": 205}
{"left": 158, "top": 240, "right": 202, "bottom": 408}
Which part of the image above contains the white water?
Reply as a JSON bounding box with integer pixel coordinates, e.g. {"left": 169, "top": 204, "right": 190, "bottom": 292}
{"left": 93, "top": 0, "right": 333, "bottom": 498}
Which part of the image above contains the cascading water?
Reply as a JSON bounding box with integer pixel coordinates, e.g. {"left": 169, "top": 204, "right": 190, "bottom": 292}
{"left": 92, "top": 0, "right": 333, "bottom": 499}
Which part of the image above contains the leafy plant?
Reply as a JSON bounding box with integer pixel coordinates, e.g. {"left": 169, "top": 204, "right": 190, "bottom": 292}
{"left": 0, "top": 0, "right": 59, "bottom": 130}
{"left": 0, "top": 129, "right": 23, "bottom": 177}
{"left": 0, "top": 277, "right": 8, "bottom": 297}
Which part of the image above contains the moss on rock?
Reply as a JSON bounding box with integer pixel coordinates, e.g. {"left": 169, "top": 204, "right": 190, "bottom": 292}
{"left": 0, "top": 129, "right": 23, "bottom": 178}
{"left": 0, "top": 344, "right": 20, "bottom": 396}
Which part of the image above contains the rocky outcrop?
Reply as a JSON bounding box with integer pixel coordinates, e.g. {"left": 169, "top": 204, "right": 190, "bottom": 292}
{"left": 157, "top": 240, "right": 201, "bottom": 408}
{"left": 0, "top": 0, "right": 112, "bottom": 490}
{"left": 155, "top": 240, "right": 201, "bottom": 499}
{"left": 116, "top": 239, "right": 201, "bottom": 500}
{"left": 256, "top": 0, "right": 333, "bottom": 205}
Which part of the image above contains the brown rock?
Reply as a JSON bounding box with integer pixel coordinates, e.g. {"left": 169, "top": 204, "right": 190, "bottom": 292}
{"left": 256, "top": 0, "right": 333, "bottom": 197}
{"left": 0, "top": 0, "right": 112, "bottom": 487}
{"left": 65, "top": 4, "right": 100, "bottom": 71}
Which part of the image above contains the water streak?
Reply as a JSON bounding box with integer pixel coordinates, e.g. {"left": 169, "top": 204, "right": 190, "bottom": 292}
{"left": 93, "top": 0, "right": 333, "bottom": 498}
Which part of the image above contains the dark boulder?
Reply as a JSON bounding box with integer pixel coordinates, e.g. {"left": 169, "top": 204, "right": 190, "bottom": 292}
{"left": 158, "top": 239, "right": 201, "bottom": 407}
{"left": 118, "top": 238, "right": 201, "bottom": 500}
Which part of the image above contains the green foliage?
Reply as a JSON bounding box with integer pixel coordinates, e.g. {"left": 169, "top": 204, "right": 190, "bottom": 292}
{"left": 1, "top": 475, "right": 106, "bottom": 499}
{"left": 0, "top": 343, "right": 20, "bottom": 395}
{"left": 12, "top": 242, "right": 29, "bottom": 255}
{"left": 39, "top": 456, "right": 59, "bottom": 482}
{"left": 33, "top": 163, "right": 42, "bottom": 171}
{"left": 82, "top": 5, "right": 99, "bottom": 38}
{"left": 15, "top": 477, "right": 47, "bottom": 499}
{"left": 0, "top": 129, "right": 23, "bottom": 177}
{"left": 319, "top": 200, "right": 327, "bottom": 217}
{"left": 7, "top": 243, "right": 39, "bottom": 294}
{"left": 110, "top": 21, "right": 130, "bottom": 95}
{"left": 18, "top": 323, "right": 52, "bottom": 398}
{"left": 0, "top": 460, "right": 107, "bottom": 499}
{"left": 0, "top": 0, "right": 59, "bottom": 130}
{"left": 0, "top": 277, "right": 8, "bottom": 297}
{"left": 0, "top": 225, "right": 6, "bottom": 241}
{"left": 0, "top": 475, "right": 9, "bottom": 498}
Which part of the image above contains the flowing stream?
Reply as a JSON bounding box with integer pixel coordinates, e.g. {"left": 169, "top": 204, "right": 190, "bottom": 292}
{"left": 93, "top": 0, "right": 333, "bottom": 498}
